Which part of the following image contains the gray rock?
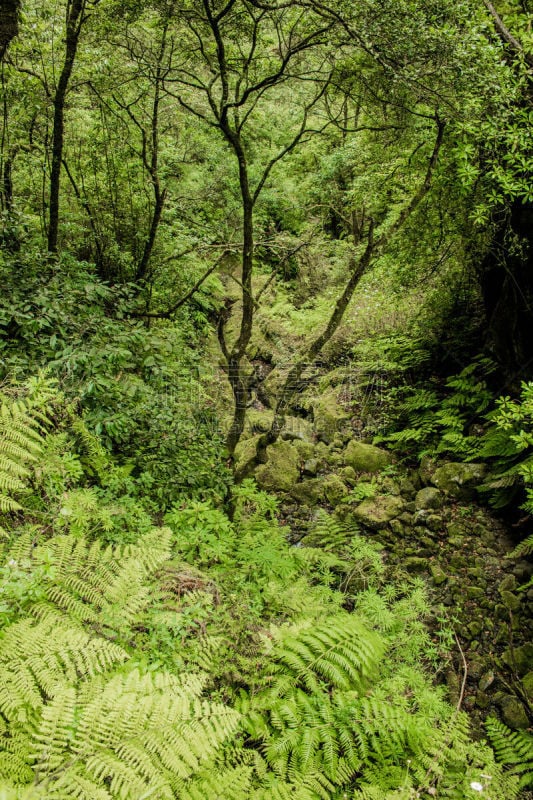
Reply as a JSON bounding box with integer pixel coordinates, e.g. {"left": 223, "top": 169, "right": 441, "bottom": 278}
{"left": 353, "top": 495, "right": 405, "bottom": 531}
{"left": 415, "top": 487, "right": 444, "bottom": 511}
{"left": 303, "top": 458, "right": 319, "bottom": 476}
{"left": 431, "top": 462, "right": 487, "bottom": 499}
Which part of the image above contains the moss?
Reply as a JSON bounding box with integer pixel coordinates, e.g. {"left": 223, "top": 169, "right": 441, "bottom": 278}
{"left": 353, "top": 495, "right": 405, "bottom": 530}
{"left": 290, "top": 478, "right": 325, "bottom": 506}
{"left": 431, "top": 462, "right": 487, "bottom": 499}
{"left": 254, "top": 440, "right": 300, "bottom": 492}
{"left": 323, "top": 474, "right": 349, "bottom": 506}
{"left": 312, "top": 388, "right": 348, "bottom": 444}
{"left": 344, "top": 440, "right": 392, "bottom": 473}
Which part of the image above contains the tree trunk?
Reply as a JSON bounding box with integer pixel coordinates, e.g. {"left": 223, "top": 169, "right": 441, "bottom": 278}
{"left": 478, "top": 200, "right": 533, "bottom": 384}
{"left": 47, "top": 0, "right": 85, "bottom": 254}
{"left": 0, "top": 0, "right": 20, "bottom": 60}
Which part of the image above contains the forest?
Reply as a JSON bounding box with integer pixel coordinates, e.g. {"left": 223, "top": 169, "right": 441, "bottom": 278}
{"left": 0, "top": 0, "right": 533, "bottom": 797}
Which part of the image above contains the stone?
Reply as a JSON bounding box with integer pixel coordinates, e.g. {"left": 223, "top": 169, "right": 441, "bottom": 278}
{"left": 254, "top": 440, "right": 299, "bottom": 492}
{"left": 399, "top": 477, "right": 417, "bottom": 498}
{"left": 522, "top": 671, "right": 533, "bottom": 702}
{"left": 234, "top": 434, "right": 261, "bottom": 475}
{"left": 425, "top": 514, "right": 444, "bottom": 532}
{"left": 290, "top": 479, "right": 325, "bottom": 506}
{"left": 475, "top": 692, "right": 490, "bottom": 709}
{"left": 431, "top": 462, "right": 487, "bottom": 500}
{"left": 380, "top": 477, "right": 401, "bottom": 496}
{"left": 312, "top": 388, "right": 348, "bottom": 444}
{"left": 502, "top": 643, "right": 533, "bottom": 676}
{"left": 245, "top": 408, "right": 274, "bottom": 435}
{"left": 403, "top": 557, "right": 427, "bottom": 573}
{"left": 419, "top": 454, "right": 438, "bottom": 485}
{"left": 323, "top": 474, "right": 349, "bottom": 506}
{"left": 466, "top": 586, "right": 485, "bottom": 600}
{"left": 281, "top": 415, "right": 315, "bottom": 443}
{"left": 450, "top": 553, "right": 468, "bottom": 569}
{"left": 353, "top": 495, "right": 405, "bottom": 531}
{"left": 293, "top": 441, "right": 316, "bottom": 462}
{"left": 339, "top": 466, "right": 357, "bottom": 486}
{"left": 415, "top": 487, "right": 444, "bottom": 511}
{"left": 430, "top": 564, "right": 447, "bottom": 585}
{"left": 500, "top": 695, "right": 529, "bottom": 730}
{"left": 499, "top": 574, "right": 517, "bottom": 593}
{"left": 303, "top": 458, "right": 319, "bottom": 476}
{"left": 478, "top": 671, "right": 495, "bottom": 692}
{"left": 500, "top": 590, "right": 521, "bottom": 612}
{"left": 389, "top": 519, "right": 404, "bottom": 536}
{"left": 468, "top": 621, "right": 483, "bottom": 638}
{"left": 344, "top": 440, "right": 392, "bottom": 473}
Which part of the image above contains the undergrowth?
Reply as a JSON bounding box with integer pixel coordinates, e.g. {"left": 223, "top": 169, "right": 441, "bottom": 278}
{"left": 0, "top": 378, "right": 520, "bottom": 798}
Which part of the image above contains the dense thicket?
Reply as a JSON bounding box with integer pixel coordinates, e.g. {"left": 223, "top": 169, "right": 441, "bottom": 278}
{"left": 1, "top": 0, "right": 533, "bottom": 797}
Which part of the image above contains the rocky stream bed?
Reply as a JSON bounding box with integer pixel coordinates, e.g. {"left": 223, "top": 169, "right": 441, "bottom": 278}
{"left": 235, "top": 398, "right": 533, "bottom": 742}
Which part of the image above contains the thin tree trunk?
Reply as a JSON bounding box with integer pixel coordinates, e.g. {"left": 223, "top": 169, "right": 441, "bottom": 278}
{"left": 47, "top": 0, "right": 85, "bottom": 254}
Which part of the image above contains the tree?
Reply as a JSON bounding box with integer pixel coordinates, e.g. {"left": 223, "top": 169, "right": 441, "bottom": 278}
{"left": 163, "top": 0, "right": 335, "bottom": 457}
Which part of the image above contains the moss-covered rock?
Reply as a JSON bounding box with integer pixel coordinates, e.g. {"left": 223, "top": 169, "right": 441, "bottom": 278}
{"left": 323, "top": 474, "right": 349, "bottom": 506}
{"left": 419, "top": 454, "right": 438, "bottom": 486}
{"left": 415, "top": 487, "right": 444, "bottom": 511}
{"left": 234, "top": 434, "right": 261, "bottom": 475}
{"left": 290, "top": 478, "right": 325, "bottom": 506}
{"left": 353, "top": 495, "right": 405, "bottom": 530}
{"left": 522, "top": 671, "right": 533, "bottom": 702}
{"left": 281, "top": 415, "right": 315, "bottom": 443}
{"left": 500, "top": 695, "right": 530, "bottom": 729}
{"left": 502, "top": 642, "right": 533, "bottom": 676}
{"left": 254, "top": 440, "right": 299, "bottom": 492}
{"left": 344, "top": 441, "right": 392, "bottom": 473}
{"left": 339, "top": 466, "right": 357, "bottom": 486}
{"left": 312, "top": 388, "right": 348, "bottom": 444}
{"left": 245, "top": 409, "right": 274, "bottom": 436}
{"left": 430, "top": 564, "right": 447, "bottom": 585}
{"left": 431, "top": 462, "right": 487, "bottom": 499}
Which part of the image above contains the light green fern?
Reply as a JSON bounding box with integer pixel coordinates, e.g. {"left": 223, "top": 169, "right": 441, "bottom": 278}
{"left": 486, "top": 717, "right": 533, "bottom": 788}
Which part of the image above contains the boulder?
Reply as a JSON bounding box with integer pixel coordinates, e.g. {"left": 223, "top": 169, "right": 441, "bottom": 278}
{"left": 281, "top": 415, "right": 315, "bottom": 443}
{"left": 431, "top": 462, "right": 487, "bottom": 499}
{"left": 312, "top": 388, "right": 348, "bottom": 444}
{"left": 344, "top": 441, "right": 392, "bottom": 473}
{"left": 255, "top": 440, "right": 299, "bottom": 492}
{"left": 290, "top": 478, "right": 325, "bottom": 506}
{"left": 500, "top": 695, "right": 529, "bottom": 730}
{"left": 415, "top": 487, "right": 444, "bottom": 511}
{"left": 353, "top": 495, "right": 405, "bottom": 530}
{"left": 419, "top": 454, "right": 438, "bottom": 485}
{"left": 323, "top": 474, "right": 349, "bottom": 506}
{"left": 339, "top": 466, "right": 357, "bottom": 486}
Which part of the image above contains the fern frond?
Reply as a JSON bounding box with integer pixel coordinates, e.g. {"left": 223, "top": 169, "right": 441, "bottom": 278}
{"left": 486, "top": 717, "right": 533, "bottom": 787}
{"left": 271, "top": 615, "right": 385, "bottom": 693}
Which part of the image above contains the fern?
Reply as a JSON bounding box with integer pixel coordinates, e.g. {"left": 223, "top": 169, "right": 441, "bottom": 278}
{"left": 486, "top": 717, "right": 533, "bottom": 788}
{"left": 269, "top": 615, "right": 385, "bottom": 695}
{"left": 0, "top": 397, "right": 44, "bottom": 518}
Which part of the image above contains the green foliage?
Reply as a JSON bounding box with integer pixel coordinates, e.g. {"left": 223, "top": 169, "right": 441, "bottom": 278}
{"left": 478, "top": 381, "right": 533, "bottom": 512}
{"left": 0, "top": 382, "right": 518, "bottom": 799}
{"left": 486, "top": 717, "right": 533, "bottom": 788}
{"left": 377, "top": 358, "right": 494, "bottom": 459}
